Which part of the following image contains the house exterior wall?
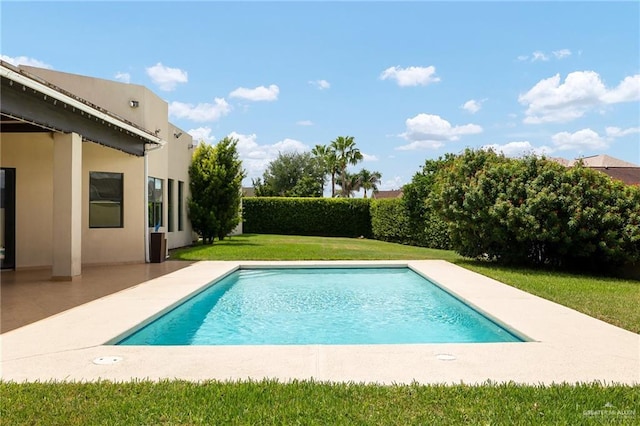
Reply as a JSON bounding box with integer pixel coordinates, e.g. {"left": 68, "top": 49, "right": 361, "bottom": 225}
{"left": 164, "top": 124, "right": 194, "bottom": 248}
{"left": 27, "top": 67, "right": 195, "bottom": 249}
{"left": 0, "top": 133, "right": 54, "bottom": 268}
{"left": 0, "top": 133, "right": 148, "bottom": 268}
{"left": 3, "top": 66, "right": 195, "bottom": 268}
{"left": 19, "top": 66, "right": 169, "bottom": 140}
{"left": 82, "top": 142, "right": 146, "bottom": 265}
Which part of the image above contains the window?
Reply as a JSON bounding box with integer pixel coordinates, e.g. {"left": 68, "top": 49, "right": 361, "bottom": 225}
{"left": 168, "top": 179, "right": 174, "bottom": 232}
{"left": 148, "top": 177, "right": 163, "bottom": 229}
{"left": 89, "top": 172, "right": 123, "bottom": 228}
{"left": 178, "top": 180, "right": 184, "bottom": 231}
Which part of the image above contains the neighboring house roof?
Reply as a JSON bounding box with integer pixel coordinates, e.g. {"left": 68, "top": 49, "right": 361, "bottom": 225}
{"left": 548, "top": 156, "right": 572, "bottom": 167}
{"left": 570, "top": 154, "right": 638, "bottom": 168}
{"left": 0, "top": 60, "right": 163, "bottom": 156}
{"left": 242, "top": 187, "right": 256, "bottom": 197}
{"left": 373, "top": 189, "right": 403, "bottom": 199}
{"left": 549, "top": 154, "right": 639, "bottom": 168}
{"left": 549, "top": 154, "right": 640, "bottom": 186}
{"left": 590, "top": 167, "right": 640, "bottom": 186}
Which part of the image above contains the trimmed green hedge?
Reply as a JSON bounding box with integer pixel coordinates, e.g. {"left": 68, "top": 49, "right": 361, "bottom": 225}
{"left": 370, "top": 199, "right": 412, "bottom": 244}
{"left": 243, "top": 197, "right": 372, "bottom": 238}
{"left": 370, "top": 199, "right": 451, "bottom": 249}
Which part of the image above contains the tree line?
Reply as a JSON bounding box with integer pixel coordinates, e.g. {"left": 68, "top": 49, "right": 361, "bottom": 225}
{"left": 253, "top": 136, "right": 382, "bottom": 198}
{"left": 187, "top": 137, "right": 639, "bottom": 273}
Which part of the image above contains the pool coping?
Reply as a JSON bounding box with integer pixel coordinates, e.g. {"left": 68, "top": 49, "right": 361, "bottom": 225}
{"left": 1, "top": 260, "right": 638, "bottom": 385}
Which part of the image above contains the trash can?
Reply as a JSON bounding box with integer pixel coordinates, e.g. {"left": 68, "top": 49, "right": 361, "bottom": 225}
{"left": 150, "top": 232, "right": 167, "bottom": 263}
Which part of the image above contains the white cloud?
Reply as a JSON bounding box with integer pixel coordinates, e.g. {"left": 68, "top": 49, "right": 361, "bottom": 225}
{"left": 1, "top": 55, "right": 52, "bottom": 69}
{"left": 552, "top": 49, "right": 572, "bottom": 59}
{"left": 485, "top": 126, "right": 639, "bottom": 158}
{"left": 532, "top": 51, "right": 549, "bottom": 62}
{"left": 380, "top": 65, "right": 440, "bottom": 87}
{"left": 227, "top": 131, "right": 308, "bottom": 180}
{"left": 187, "top": 127, "right": 215, "bottom": 144}
{"left": 362, "top": 153, "right": 379, "bottom": 162}
{"left": 605, "top": 126, "right": 640, "bottom": 138}
{"left": 397, "top": 113, "right": 482, "bottom": 150}
{"left": 379, "top": 176, "right": 404, "bottom": 191}
{"left": 114, "top": 72, "right": 131, "bottom": 83}
{"left": 519, "top": 71, "right": 640, "bottom": 123}
{"left": 518, "top": 50, "right": 571, "bottom": 62}
{"left": 461, "top": 99, "right": 484, "bottom": 114}
{"left": 168, "top": 98, "right": 230, "bottom": 122}
{"left": 551, "top": 128, "right": 609, "bottom": 151}
{"left": 309, "top": 79, "right": 330, "bottom": 90}
{"left": 601, "top": 75, "right": 640, "bottom": 103}
{"left": 296, "top": 120, "right": 314, "bottom": 126}
{"left": 229, "top": 84, "right": 279, "bottom": 101}
{"left": 482, "top": 141, "right": 553, "bottom": 157}
{"left": 145, "top": 62, "right": 188, "bottom": 91}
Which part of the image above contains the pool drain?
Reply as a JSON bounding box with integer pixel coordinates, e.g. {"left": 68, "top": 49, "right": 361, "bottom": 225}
{"left": 92, "top": 356, "right": 123, "bottom": 365}
{"left": 436, "top": 354, "right": 457, "bottom": 361}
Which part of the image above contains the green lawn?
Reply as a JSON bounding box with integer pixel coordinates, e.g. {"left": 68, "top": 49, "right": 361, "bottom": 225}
{"left": 3, "top": 234, "right": 638, "bottom": 424}
{"left": 458, "top": 261, "right": 640, "bottom": 334}
{"left": 171, "top": 233, "right": 461, "bottom": 261}
{"left": 2, "top": 380, "right": 638, "bottom": 425}
{"left": 172, "top": 233, "right": 639, "bottom": 333}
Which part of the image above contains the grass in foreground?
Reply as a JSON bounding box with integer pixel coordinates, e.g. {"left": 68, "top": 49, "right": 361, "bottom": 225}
{"left": 172, "top": 234, "right": 639, "bottom": 333}
{"left": 2, "top": 380, "right": 638, "bottom": 425}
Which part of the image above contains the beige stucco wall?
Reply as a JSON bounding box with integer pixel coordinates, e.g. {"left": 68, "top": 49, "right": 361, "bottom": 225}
{"left": 0, "top": 133, "right": 147, "bottom": 268}
{"left": 4, "top": 67, "right": 195, "bottom": 266}
{"left": 19, "top": 66, "right": 169, "bottom": 142}
{"left": 82, "top": 143, "right": 145, "bottom": 265}
{"left": 0, "top": 133, "right": 54, "bottom": 268}
{"left": 163, "top": 124, "right": 194, "bottom": 249}
{"left": 23, "top": 66, "right": 195, "bottom": 250}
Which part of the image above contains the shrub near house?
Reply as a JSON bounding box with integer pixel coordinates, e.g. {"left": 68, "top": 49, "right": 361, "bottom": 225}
{"left": 188, "top": 137, "right": 244, "bottom": 244}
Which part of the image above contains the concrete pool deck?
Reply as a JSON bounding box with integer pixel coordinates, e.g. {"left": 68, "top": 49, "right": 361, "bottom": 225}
{"left": 1, "top": 260, "right": 638, "bottom": 385}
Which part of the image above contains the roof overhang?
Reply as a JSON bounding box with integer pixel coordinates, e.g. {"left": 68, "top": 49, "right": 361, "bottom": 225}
{"left": 0, "top": 62, "right": 164, "bottom": 156}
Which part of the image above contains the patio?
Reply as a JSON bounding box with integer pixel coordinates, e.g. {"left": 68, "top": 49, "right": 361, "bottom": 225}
{"left": 1, "top": 261, "right": 194, "bottom": 332}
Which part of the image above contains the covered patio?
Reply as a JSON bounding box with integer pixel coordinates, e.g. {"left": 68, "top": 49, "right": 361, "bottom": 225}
{"left": 1, "top": 260, "right": 193, "bottom": 333}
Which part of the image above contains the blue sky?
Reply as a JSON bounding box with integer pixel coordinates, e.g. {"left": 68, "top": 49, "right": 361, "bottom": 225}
{"left": 2, "top": 1, "right": 639, "bottom": 191}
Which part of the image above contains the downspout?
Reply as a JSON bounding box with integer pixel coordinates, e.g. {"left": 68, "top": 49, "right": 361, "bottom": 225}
{"left": 144, "top": 142, "right": 165, "bottom": 262}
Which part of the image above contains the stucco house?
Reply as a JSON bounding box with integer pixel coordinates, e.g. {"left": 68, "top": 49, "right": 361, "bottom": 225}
{"left": 0, "top": 61, "right": 194, "bottom": 279}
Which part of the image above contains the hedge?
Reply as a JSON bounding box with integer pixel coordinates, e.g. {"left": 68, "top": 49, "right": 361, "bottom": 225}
{"left": 370, "top": 198, "right": 451, "bottom": 249}
{"left": 370, "top": 199, "right": 412, "bottom": 244}
{"left": 242, "top": 197, "right": 372, "bottom": 238}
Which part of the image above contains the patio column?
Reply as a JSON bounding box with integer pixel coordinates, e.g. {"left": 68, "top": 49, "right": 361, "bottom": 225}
{"left": 52, "top": 132, "right": 82, "bottom": 279}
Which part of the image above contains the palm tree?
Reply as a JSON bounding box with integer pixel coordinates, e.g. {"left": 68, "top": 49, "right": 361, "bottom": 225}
{"left": 336, "top": 171, "right": 361, "bottom": 198}
{"left": 330, "top": 136, "right": 363, "bottom": 197}
{"left": 358, "top": 169, "right": 382, "bottom": 198}
{"left": 311, "top": 144, "right": 338, "bottom": 197}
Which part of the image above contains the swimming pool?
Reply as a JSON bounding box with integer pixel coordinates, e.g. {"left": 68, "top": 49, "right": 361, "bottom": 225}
{"left": 117, "top": 267, "right": 524, "bottom": 345}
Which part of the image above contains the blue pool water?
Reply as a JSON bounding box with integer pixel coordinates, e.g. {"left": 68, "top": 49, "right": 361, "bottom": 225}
{"left": 116, "top": 268, "right": 523, "bottom": 345}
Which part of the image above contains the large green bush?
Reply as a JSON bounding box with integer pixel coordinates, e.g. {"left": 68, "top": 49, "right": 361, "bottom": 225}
{"left": 243, "top": 197, "right": 372, "bottom": 238}
{"left": 432, "top": 149, "right": 640, "bottom": 269}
